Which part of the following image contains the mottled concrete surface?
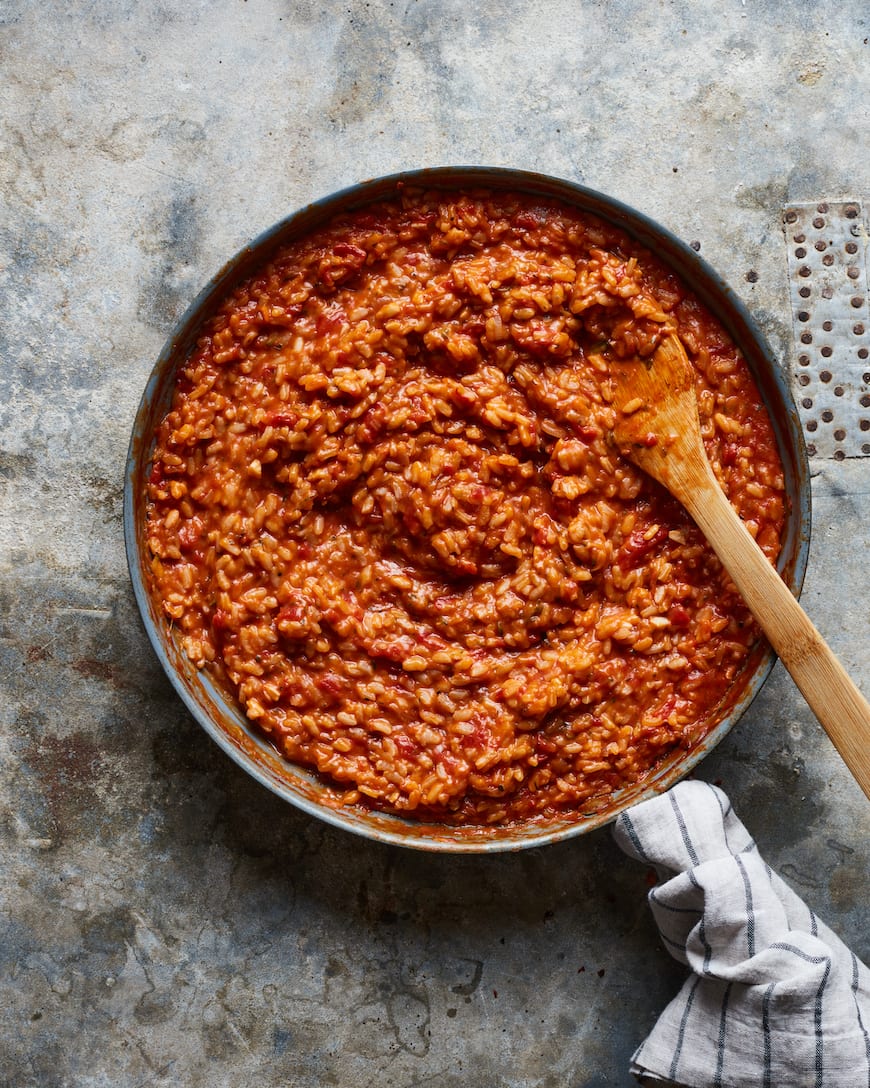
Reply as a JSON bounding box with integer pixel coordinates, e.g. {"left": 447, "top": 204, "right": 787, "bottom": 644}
{"left": 1, "top": 2, "right": 869, "bottom": 1085}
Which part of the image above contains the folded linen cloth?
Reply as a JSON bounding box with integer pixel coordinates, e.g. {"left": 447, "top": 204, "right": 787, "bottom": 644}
{"left": 613, "top": 780, "right": 870, "bottom": 1088}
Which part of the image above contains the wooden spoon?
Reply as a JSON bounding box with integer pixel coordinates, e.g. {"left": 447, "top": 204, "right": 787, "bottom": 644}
{"left": 609, "top": 333, "right": 870, "bottom": 800}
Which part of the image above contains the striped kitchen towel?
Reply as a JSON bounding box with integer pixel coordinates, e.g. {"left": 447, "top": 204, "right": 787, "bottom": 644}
{"left": 613, "top": 780, "right": 870, "bottom": 1088}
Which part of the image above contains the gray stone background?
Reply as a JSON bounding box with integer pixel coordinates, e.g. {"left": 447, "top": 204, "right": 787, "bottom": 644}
{"left": 2, "top": 2, "right": 868, "bottom": 1085}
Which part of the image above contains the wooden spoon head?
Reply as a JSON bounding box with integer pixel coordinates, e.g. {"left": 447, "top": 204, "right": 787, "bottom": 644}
{"left": 609, "top": 334, "right": 708, "bottom": 494}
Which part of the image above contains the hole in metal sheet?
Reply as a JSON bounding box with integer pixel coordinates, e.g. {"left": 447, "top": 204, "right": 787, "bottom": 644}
{"left": 820, "top": 345, "right": 833, "bottom": 358}
{"left": 822, "top": 253, "right": 835, "bottom": 266}
{"left": 834, "top": 449, "right": 845, "bottom": 461}
{"left": 845, "top": 204, "right": 859, "bottom": 218}
{"left": 785, "top": 211, "right": 797, "bottom": 223}
{"left": 846, "top": 242, "right": 858, "bottom": 254}
{"left": 807, "top": 420, "right": 818, "bottom": 431}
{"left": 802, "top": 397, "right": 813, "bottom": 408}
{"left": 861, "top": 395, "right": 870, "bottom": 408}
{"left": 822, "top": 320, "right": 833, "bottom": 331}
{"left": 798, "top": 311, "right": 810, "bottom": 322}
{"left": 859, "top": 349, "right": 869, "bottom": 361}
{"left": 852, "top": 297, "right": 865, "bottom": 308}
{"left": 864, "top": 372, "right": 870, "bottom": 383}
{"left": 808, "top": 444, "right": 817, "bottom": 456}
{"left": 864, "top": 444, "right": 870, "bottom": 455}
{"left": 834, "top": 428, "right": 846, "bottom": 440}
{"left": 834, "top": 387, "right": 844, "bottom": 396}
{"left": 801, "top": 332, "right": 813, "bottom": 343}
{"left": 821, "top": 410, "right": 834, "bottom": 422}
{"left": 799, "top": 266, "right": 812, "bottom": 277}
{"left": 798, "top": 373, "right": 811, "bottom": 386}
{"left": 794, "top": 233, "right": 805, "bottom": 242}
{"left": 848, "top": 267, "right": 861, "bottom": 280}
{"left": 814, "top": 240, "right": 827, "bottom": 251}
{"left": 795, "top": 247, "right": 807, "bottom": 258}
{"left": 820, "top": 370, "right": 832, "bottom": 382}
{"left": 798, "top": 354, "right": 810, "bottom": 365}
{"left": 855, "top": 323, "right": 866, "bottom": 334}
{"left": 799, "top": 286, "right": 811, "bottom": 298}
{"left": 861, "top": 420, "right": 870, "bottom": 431}
{"left": 822, "top": 286, "right": 834, "bottom": 298}
{"left": 813, "top": 216, "right": 825, "bottom": 228}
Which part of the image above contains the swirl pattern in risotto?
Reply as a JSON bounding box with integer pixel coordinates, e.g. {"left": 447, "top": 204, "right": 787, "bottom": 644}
{"left": 146, "top": 190, "right": 785, "bottom": 825}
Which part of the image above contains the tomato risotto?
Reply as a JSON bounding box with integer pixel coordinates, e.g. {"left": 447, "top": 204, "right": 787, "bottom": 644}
{"left": 145, "top": 190, "right": 785, "bottom": 824}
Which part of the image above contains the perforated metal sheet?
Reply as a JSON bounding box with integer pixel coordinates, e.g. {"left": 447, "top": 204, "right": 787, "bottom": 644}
{"left": 783, "top": 201, "right": 870, "bottom": 460}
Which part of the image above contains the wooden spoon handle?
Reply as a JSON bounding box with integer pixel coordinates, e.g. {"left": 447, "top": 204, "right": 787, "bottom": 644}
{"left": 681, "top": 470, "right": 870, "bottom": 800}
